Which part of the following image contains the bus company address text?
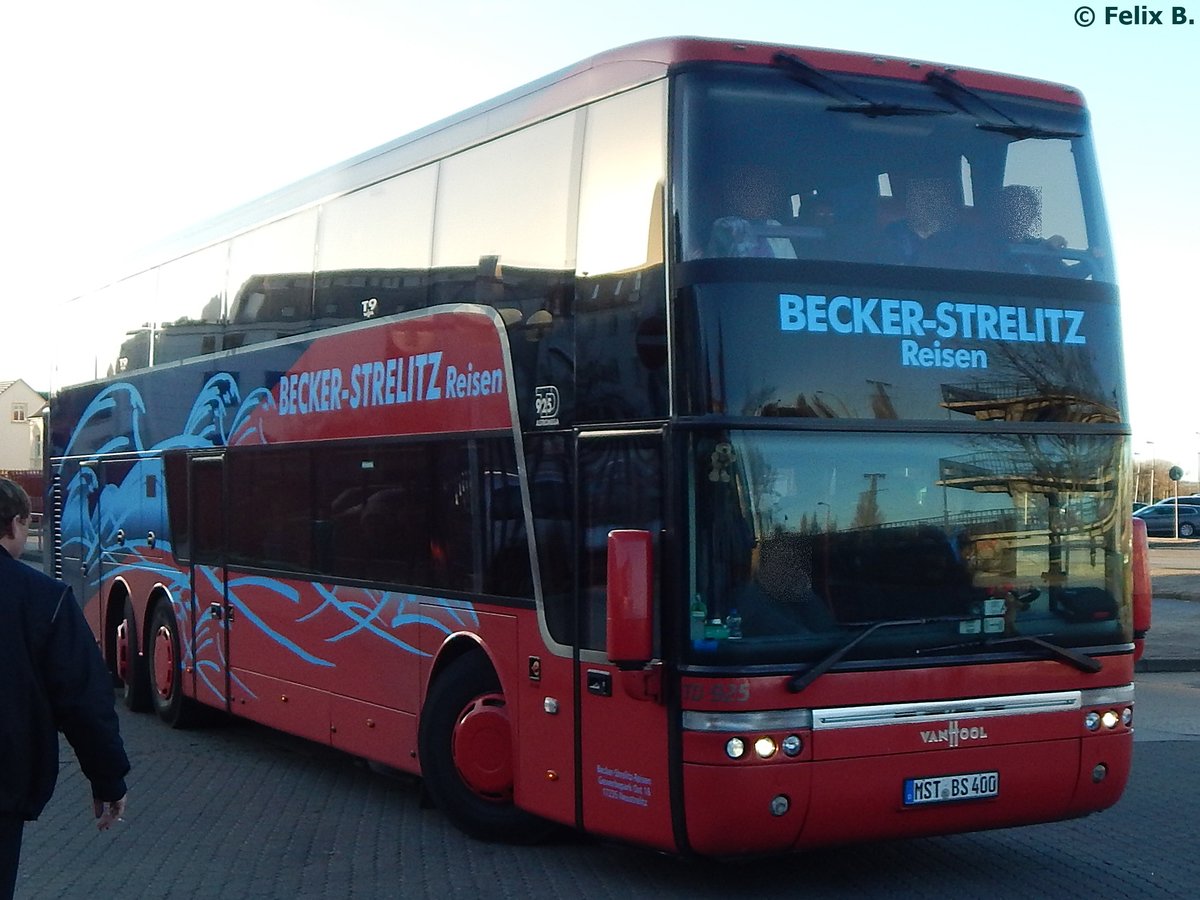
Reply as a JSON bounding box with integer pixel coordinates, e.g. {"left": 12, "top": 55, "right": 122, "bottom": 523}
{"left": 277, "top": 351, "right": 504, "bottom": 417}
{"left": 778, "top": 293, "right": 1087, "bottom": 371}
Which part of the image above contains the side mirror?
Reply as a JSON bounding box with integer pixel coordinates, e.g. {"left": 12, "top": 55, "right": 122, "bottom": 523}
{"left": 1130, "top": 516, "right": 1152, "bottom": 662}
{"left": 606, "top": 530, "right": 654, "bottom": 666}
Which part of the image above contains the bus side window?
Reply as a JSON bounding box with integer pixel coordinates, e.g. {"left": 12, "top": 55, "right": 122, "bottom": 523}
{"left": 163, "top": 450, "right": 190, "bottom": 562}
{"left": 526, "top": 435, "right": 573, "bottom": 644}
{"left": 191, "top": 458, "right": 225, "bottom": 566}
{"left": 475, "top": 440, "right": 535, "bottom": 599}
{"left": 315, "top": 165, "right": 437, "bottom": 323}
{"left": 574, "top": 81, "right": 668, "bottom": 426}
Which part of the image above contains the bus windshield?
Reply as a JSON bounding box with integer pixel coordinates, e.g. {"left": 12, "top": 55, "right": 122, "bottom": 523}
{"left": 687, "top": 429, "right": 1131, "bottom": 667}
{"left": 675, "top": 64, "right": 1129, "bottom": 669}
{"left": 676, "top": 65, "right": 1112, "bottom": 282}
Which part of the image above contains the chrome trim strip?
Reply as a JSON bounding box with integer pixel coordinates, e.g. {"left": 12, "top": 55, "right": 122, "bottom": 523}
{"left": 682, "top": 709, "right": 814, "bottom": 732}
{"left": 1080, "top": 684, "right": 1135, "bottom": 707}
{"left": 812, "top": 691, "right": 1082, "bottom": 731}
{"left": 681, "top": 685, "right": 1134, "bottom": 735}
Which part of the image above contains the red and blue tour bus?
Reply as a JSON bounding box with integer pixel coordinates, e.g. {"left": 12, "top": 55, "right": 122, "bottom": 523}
{"left": 46, "top": 38, "right": 1150, "bottom": 855}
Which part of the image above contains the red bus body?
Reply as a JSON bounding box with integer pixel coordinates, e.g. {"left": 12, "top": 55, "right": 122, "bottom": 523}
{"left": 50, "top": 38, "right": 1133, "bottom": 856}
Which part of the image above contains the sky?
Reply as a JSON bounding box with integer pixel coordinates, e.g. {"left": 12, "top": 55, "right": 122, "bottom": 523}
{"left": 3, "top": 0, "right": 1197, "bottom": 473}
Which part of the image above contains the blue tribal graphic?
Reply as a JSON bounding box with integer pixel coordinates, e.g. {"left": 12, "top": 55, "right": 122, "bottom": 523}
{"left": 61, "top": 377, "right": 480, "bottom": 706}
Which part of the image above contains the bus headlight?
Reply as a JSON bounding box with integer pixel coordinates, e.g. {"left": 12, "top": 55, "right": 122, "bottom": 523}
{"left": 725, "top": 737, "right": 746, "bottom": 759}
{"left": 1084, "top": 711, "right": 1101, "bottom": 731}
{"left": 781, "top": 734, "right": 803, "bottom": 757}
{"left": 1101, "top": 710, "right": 1120, "bottom": 729}
{"left": 754, "top": 736, "right": 777, "bottom": 759}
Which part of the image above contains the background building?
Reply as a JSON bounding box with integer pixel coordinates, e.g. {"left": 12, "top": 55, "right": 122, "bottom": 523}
{"left": 1, "top": 377, "right": 47, "bottom": 479}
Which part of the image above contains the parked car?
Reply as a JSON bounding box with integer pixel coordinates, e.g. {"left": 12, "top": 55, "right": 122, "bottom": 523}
{"left": 1133, "top": 503, "right": 1200, "bottom": 537}
{"left": 1144, "top": 496, "right": 1200, "bottom": 509}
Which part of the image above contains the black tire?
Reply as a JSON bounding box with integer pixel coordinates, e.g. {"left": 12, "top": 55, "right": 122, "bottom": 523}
{"left": 1180, "top": 522, "right": 1196, "bottom": 538}
{"left": 119, "top": 599, "right": 152, "bottom": 712}
{"left": 149, "top": 601, "right": 198, "bottom": 728}
{"left": 417, "top": 652, "right": 552, "bottom": 842}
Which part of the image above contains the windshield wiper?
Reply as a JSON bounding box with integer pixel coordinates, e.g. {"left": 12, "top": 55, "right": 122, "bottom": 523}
{"left": 924, "top": 70, "right": 1081, "bottom": 140}
{"left": 787, "top": 616, "right": 967, "bottom": 694}
{"left": 772, "top": 52, "right": 947, "bottom": 118}
{"left": 977, "top": 122, "right": 1082, "bottom": 141}
{"left": 918, "top": 633, "right": 1102, "bottom": 674}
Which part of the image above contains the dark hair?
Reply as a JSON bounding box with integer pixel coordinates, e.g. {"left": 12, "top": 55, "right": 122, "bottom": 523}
{"left": 0, "top": 477, "right": 32, "bottom": 538}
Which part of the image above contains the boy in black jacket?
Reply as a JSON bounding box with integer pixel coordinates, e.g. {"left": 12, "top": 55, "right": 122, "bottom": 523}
{"left": 0, "top": 478, "right": 130, "bottom": 898}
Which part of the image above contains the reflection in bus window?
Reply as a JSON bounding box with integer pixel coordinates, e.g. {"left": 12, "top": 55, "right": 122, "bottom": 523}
{"left": 315, "top": 165, "right": 437, "bottom": 324}
{"left": 225, "top": 210, "right": 318, "bottom": 351}
{"left": 154, "top": 243, "right": 229, "bottom": 365}
{"left": 689, "top": 430, "right": 1127, "bottom": 665}
{"left": 575, "top": 82, "right": 668, "bottom": 425}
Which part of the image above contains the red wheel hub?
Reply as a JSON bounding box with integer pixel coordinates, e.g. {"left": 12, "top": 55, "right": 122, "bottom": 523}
{"left": 451, "top": 693, "right": 513, "bottom": 801}
{"left": 116, "top": 620, "right": 130, "bottom": 683}
{"left": 153, "top": 625, "right": 175, "bottom": 700}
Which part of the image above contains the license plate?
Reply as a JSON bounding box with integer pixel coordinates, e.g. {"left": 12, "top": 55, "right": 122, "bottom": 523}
{"left": 904, "top": 771, "right": 999, "bottom": 806}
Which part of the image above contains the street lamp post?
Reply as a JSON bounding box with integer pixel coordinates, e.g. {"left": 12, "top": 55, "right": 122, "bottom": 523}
{"left": 1147, "top": 441, "right": 1155, "bottom": 505}
{"left": 1134, "top": 453, "right": 1142, "bottom": 506}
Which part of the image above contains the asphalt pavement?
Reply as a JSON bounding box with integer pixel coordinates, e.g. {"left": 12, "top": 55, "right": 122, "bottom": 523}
{"left": 9, "top": 538, "right": 1199, "bottom": 899}
{"left": 1140, "top": 538, "right": 1200, "bottom": 672}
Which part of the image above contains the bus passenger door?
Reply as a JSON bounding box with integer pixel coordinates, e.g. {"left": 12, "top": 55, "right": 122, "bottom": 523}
{"left": 575, "top": 433, "right": 673, "bottom": 849}
{"left": 67, "top": 457, "right": 144, "bottom": 631}
{"left": 94, "top": 457, "right": 145, "bottom": 635}
{"left": 98, "top": 457, "right": 144, "bottom": 567}
{"left": 189, "top": 455, "right": 230, "bottom": 711}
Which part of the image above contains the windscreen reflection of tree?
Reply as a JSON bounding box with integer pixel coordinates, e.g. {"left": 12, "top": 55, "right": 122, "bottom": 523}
{"left": 1012, "top": 434, "right": 1119, "bottom": 524}
{"left": 941, "top": 331, "right": 1122, "bottom": 591}
{"left": 985, "top": 339, "right": 1121, "bottom": 536}
{"left": 986, "top": 339, "right": 1118, "bottom": 425}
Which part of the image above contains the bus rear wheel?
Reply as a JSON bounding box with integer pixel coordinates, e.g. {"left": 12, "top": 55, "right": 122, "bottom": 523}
{"left": 149, "top": 601, "right": 197, "bottom": 728}
{"left": 118, "top": 599, "right": 151, "bottom": 712}
{"left": 418, "top": 652, "right": 552, "bottom": 843}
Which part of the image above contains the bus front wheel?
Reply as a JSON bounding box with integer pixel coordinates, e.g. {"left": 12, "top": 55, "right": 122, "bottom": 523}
{"left": 417, "top": 652, "right": 552, "bottom": 843}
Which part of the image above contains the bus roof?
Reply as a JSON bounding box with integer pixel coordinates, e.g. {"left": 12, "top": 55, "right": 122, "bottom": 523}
{"left": 590, "top": 37, "right": 1084, "bottom": 105}
{"left": 99, "top": 37, "right": 1085, "bottom": 294}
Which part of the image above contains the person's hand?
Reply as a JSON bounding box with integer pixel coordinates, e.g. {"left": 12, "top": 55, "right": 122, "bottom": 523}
{"left": 94, "top": 794, "right": 127, "bottom": 831}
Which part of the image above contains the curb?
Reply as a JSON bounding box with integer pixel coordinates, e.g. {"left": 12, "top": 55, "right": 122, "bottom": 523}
{"left": 1147, "top": 538, "right": 1200, "bottom": 549}
{"left": 1136, "top": 658, "right": 1200, "bottom": 673}
{"left": 1154, "top": 591, "right": 1200, "bottom": 602}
